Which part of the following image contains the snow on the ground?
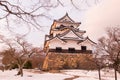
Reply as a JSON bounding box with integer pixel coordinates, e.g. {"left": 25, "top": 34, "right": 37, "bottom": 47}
{"left": 0, "top": 69, "right": 71, "bottom": 80}
{"left": 0, "top": 69, "right": 120, "bottom": 80}
{"left": 61, "top": 69, "right": 120, "bottom": 80}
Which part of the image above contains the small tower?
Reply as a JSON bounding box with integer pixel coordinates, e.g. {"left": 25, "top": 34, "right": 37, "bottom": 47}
{"left": 49, "top": 13, "right": 81, "bottom": 37}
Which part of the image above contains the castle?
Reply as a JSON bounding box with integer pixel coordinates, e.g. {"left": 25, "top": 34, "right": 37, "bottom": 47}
{"left": 42, "top": 13, "right": 96, "bottom": 70}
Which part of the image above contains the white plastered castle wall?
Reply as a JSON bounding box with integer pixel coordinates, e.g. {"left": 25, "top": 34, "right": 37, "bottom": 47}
{"left": 49, "top": 38, "right": 94, "bottom": 50}
{"left": 78, "top": 39, "right": 95, "bottom": 50}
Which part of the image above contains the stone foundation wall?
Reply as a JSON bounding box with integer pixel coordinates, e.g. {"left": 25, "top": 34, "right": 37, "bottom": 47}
{"left": 42, "top": 52, "right": 96, "bottom": 71}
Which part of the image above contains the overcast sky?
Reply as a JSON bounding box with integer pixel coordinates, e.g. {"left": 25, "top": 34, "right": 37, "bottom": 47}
{"left": 83, "top": 0, "right": 120, "bottom": 42}
{"left": 0, "top": 0, "right": 120, "bottom": 48}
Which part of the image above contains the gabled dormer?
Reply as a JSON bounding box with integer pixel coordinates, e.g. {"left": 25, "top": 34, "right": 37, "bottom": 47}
{"left": 59, "top": 29, "right": 85, "bottom": 40}
{"left": 58, "top": 13, "right": 75, "bottom": 23}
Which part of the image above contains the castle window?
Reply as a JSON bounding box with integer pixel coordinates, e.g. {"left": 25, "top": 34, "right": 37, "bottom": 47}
{"left": 60, "top": 25, "right": 66, "bottom": 28}
{"left": 70, "top": 25, "right": 74, "bottom": 28}
{"left": 81, "top": 46, "right": 86, "bottom": 51}
{"left": 68, "top": 48, "right": 75, "bottom": 53}
{"left": 56, "top": 47, "right": 62, "bottom": 52}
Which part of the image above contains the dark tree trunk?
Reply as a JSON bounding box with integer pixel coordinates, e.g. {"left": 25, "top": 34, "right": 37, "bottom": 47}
{"left": 98, "top": 67, "right": 101, "bottom": 80}
{"left": 114, "top": 67, "right": 117, "bottom": 80}
{"left": 17, "top": 66, "right": 23, "bottom": 77}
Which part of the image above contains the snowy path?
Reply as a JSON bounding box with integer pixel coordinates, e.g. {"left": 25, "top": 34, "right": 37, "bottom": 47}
{"left": 64, "top": 75, "right": 79, "bottom": 80}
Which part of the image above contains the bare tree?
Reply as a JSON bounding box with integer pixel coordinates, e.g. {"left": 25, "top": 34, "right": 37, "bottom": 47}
{"left": 0, "top": 0, "right": 61, "bottom": 34}
{"left": 85, "top": 49, "right": 105, "bottom": 80}
{"left": 98, "top": 27, "right": 120, "bottom": 80}
{"left": 57, "top": 0, "right": 101, "bottom": 9}
{"left": 93, "top": 50, "right": 106, "bottom": 80}
{"left": 0, "top": 35, "right": 40, "bottom": 76}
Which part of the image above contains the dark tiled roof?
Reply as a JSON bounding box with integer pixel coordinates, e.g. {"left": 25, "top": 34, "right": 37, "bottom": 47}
{"left": 58, "top": 27, "right": 85, "bottom": 39}
{"left": 55, "top": 13, "right": 81, "bottom": 24}
{"left": 77, "top": 36, "right": 96, "bottom": 44}
{"left": 58, "top": 13, "right": 75, "bottom": 23}
{"left": 54, "top": 25, "right": 85, "bottom": 33}
{"left": 46, "top": 36, "right": 67, "bottom": 43}
{"left": 54, "top": 20, "right": 81, "bottom": 25}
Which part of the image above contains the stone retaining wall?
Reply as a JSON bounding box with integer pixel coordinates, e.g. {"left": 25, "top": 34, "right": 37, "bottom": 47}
{"left": 42, "top": 52, "right": 96, "bottom": 71}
